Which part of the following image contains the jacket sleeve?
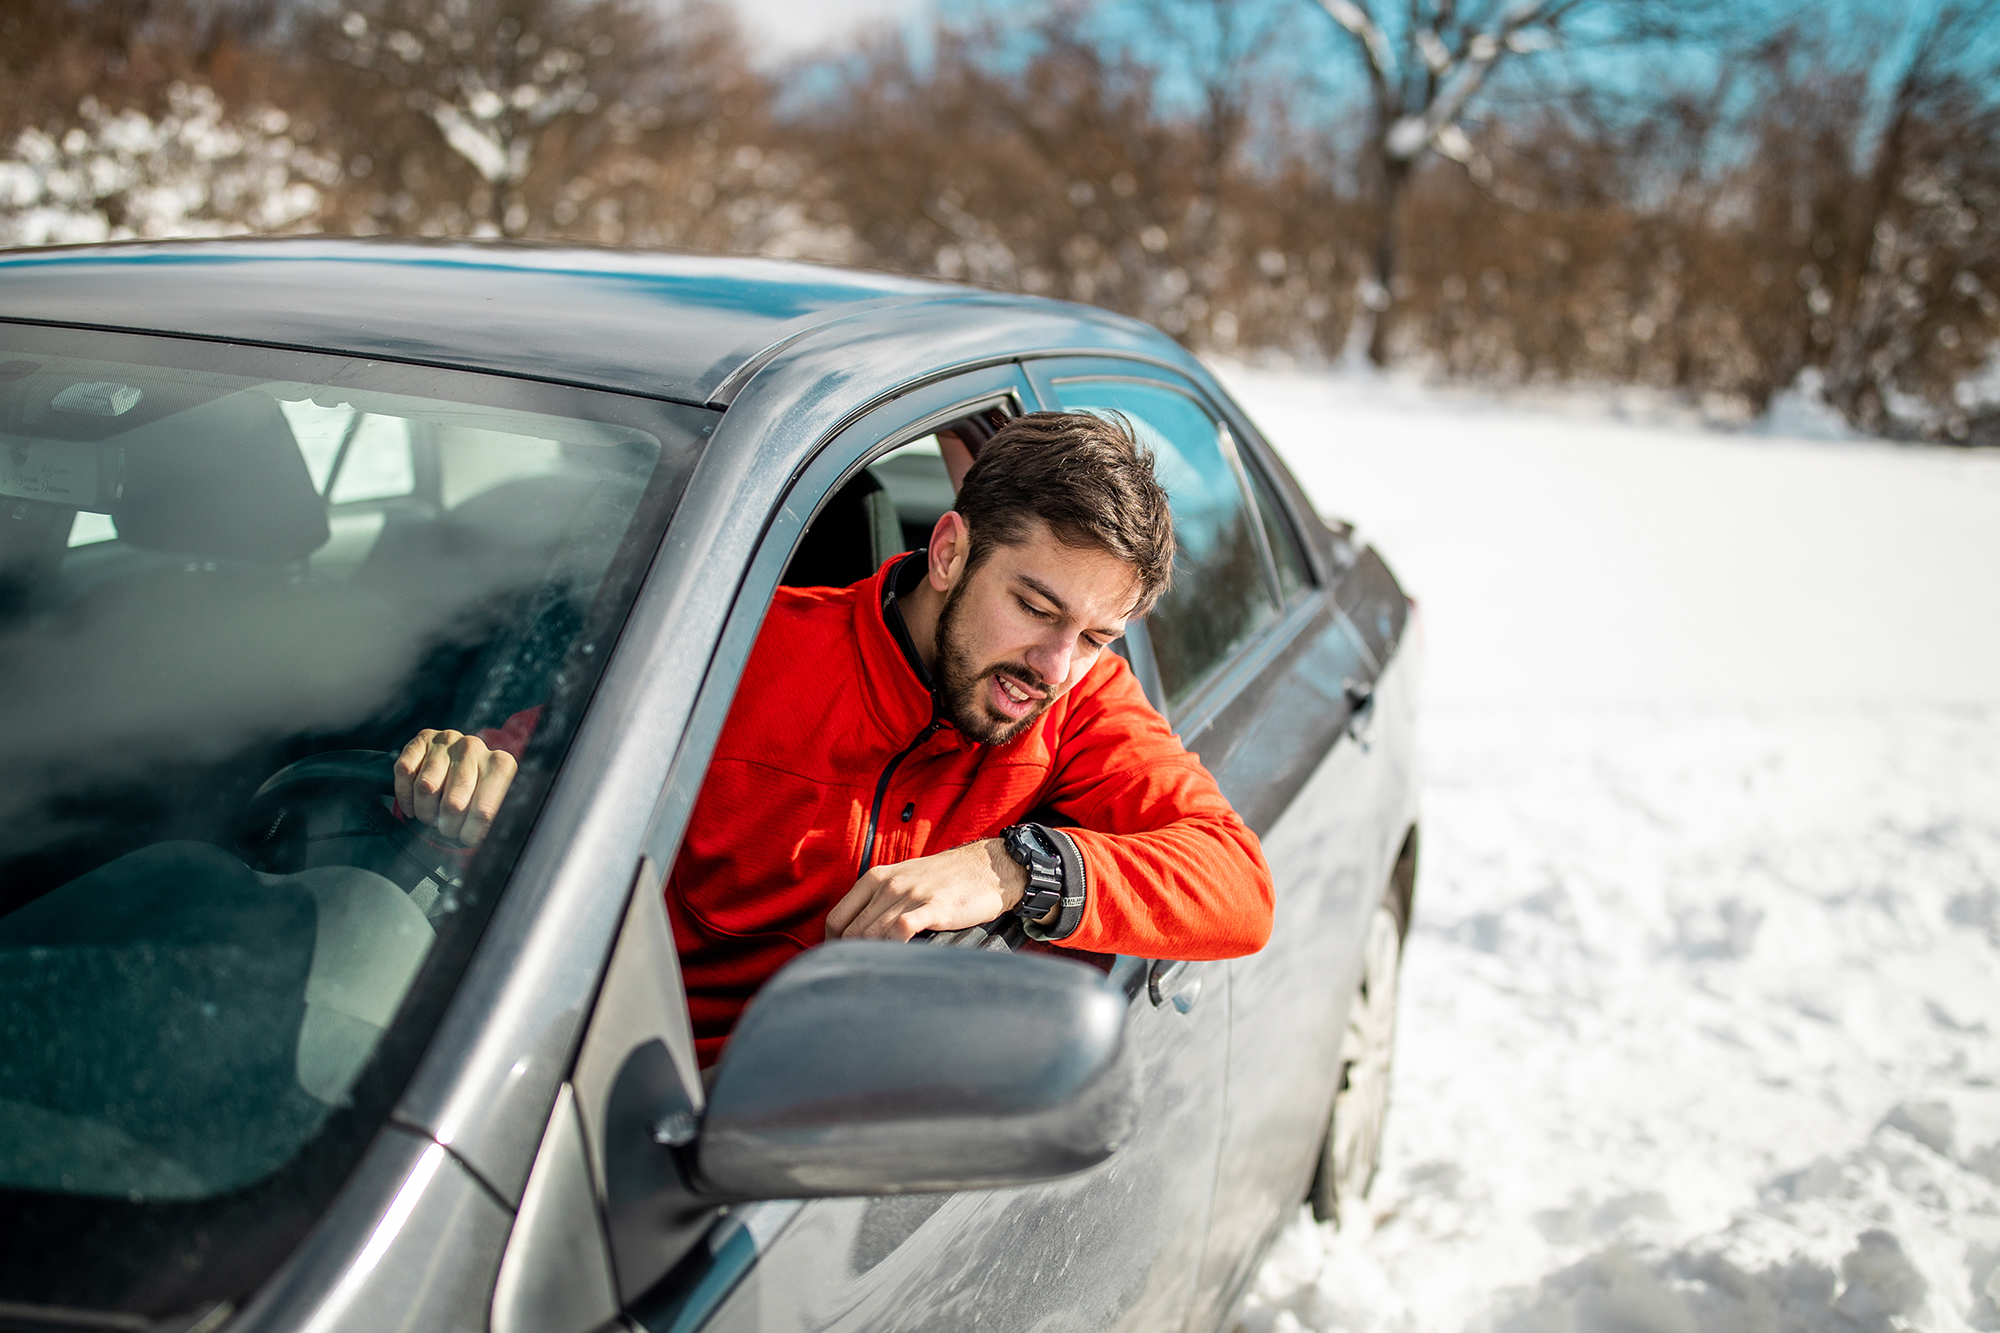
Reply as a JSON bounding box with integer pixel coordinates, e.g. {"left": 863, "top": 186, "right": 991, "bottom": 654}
{"left": 477, "top": 705, "right": 543, "bottom": 760}
{"left": 1036, "top": 655, "right": 1274, "bottom": 960}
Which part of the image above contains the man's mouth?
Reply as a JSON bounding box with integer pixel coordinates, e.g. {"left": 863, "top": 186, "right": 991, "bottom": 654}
{"left": 988, "top": 671, "right": 1047, "bottom": 720}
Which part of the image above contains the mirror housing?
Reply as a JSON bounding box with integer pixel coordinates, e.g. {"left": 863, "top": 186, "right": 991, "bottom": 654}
{"left": 694, "top": 940, "right": 1136, "bottom": 1198}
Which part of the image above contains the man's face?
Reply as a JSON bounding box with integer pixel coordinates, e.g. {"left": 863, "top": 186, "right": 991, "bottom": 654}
{"left": 933, "top": 519, "right": 1140, "bottom": 745}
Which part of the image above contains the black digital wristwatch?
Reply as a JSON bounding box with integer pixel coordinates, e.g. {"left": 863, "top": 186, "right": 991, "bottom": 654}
{"left": 1002, "top": 823, "right": 1066, "bottom": 924}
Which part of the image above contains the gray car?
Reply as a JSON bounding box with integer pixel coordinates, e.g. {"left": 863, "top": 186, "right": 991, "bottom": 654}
{"left": 0, "top": 240, "right": 1419, "bottom": 1333}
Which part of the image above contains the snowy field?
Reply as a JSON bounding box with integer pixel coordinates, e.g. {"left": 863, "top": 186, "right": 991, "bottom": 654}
{"left": 1215, "top": 364, "right": 2000, "bottom": 1333}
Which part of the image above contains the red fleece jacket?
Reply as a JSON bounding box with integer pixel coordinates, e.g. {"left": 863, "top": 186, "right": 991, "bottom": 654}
{"left": 472, "top": 558, "right": 1274, "bottom": 1063}
{"left": 661, "top": 556, "right": 1274, "bottom": 1065}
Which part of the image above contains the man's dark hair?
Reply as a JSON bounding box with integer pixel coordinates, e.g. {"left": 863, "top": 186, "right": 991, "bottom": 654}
{"left": 953, "top": 410, "right": 1175, "bottom": 616}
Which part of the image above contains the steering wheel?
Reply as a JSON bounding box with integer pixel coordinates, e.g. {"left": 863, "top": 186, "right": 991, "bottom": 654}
{"left": 237, "top": 750, "right": 398, "bottom": 875}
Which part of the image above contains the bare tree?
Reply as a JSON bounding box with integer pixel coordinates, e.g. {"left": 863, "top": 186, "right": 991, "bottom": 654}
{"left": 317, "top": 0, "right": 664, "bottom": 236}
{"left": 1818, "top": 3, "right": 2000, "bottom": 438}
{"left": 0, "top": 82, "right": 337, "bottom": 243}
{"left": 1142, "top": 0, "right": 1291, "bottom": 314}
{"left": 786, "top": 5, "right": 1360, "bottom": 354}
{"left": 0, "top": 0, "right": 286, "bottom": 144}
{"left": 1306, "top": 0, "right": 1720, "bottom": 364}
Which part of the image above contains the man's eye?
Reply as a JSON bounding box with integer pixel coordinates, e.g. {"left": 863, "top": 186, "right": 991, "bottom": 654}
{"left": 1018, "top": 597, "right": 1052, "bottom": 619}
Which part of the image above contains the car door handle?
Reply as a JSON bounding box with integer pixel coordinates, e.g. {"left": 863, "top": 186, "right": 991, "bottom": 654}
{"left": 1148, "top": 959, "right": 1203, "bottom": 1013}
{"left": 1343, "top": 678, "right": 1376, "bottom": 749}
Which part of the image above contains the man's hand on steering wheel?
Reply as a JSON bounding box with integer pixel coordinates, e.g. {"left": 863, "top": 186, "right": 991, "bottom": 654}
{"left": 395, "top": 729, "right": 518, "bottom": 847}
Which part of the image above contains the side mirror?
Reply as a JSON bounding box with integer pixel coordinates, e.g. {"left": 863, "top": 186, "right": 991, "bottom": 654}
{"left": 695, "top": 940, "right": 1137, "bottom": 1198}
{"left": 532, "top": 897, "right": 1138, "bottom": 1321}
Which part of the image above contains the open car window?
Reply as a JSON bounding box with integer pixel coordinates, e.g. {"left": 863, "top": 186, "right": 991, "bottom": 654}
{"left": 0, "top": 323, "right": 712, "bottom": 1312}
{"left": 870, "top": 434, "right": 960, "bottom": 553}
{"left": 777, "top": 406, "right": 1010, "bottom": 590}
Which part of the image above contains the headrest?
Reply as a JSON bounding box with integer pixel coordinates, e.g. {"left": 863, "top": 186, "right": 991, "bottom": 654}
{"left": 112, "top": 392, "right": 329, "bottom": 563}
{"left": 443, "top": 474, "right": 597, "bottom": 554}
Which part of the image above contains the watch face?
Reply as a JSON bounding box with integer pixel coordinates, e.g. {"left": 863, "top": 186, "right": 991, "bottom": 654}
{"left": 1006, "top": 826, "right": 1062, "bottom": 911}
{"left": 1018, "top": 825, "right": 1057, "bottom": 864}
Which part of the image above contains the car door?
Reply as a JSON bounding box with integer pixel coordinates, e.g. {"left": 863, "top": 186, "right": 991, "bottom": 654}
{"left": 623, "top": 363, "right": 1230, "bottom": 1333}
{"left": 1026, "top": 361, "right": 1393, "bottom": 1329}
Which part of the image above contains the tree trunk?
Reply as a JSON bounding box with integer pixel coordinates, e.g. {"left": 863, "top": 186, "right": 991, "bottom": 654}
{"left": 1824, "top": 33, "right": 1924, "bottom": 429}
{"left": 1365, "top": 151, "right": 1413, "bottom": 367}
{"left": 491, "top": 165, "right": 515, "bottom": 237}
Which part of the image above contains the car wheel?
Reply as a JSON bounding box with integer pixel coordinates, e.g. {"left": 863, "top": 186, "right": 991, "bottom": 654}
{"left": 1308, "top": 885, "right": 1406, "bottom": 1226}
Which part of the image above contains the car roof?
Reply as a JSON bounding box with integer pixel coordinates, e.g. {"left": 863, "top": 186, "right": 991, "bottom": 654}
{"left": 0, "top": 238, "right": 1190, "bottom": 408}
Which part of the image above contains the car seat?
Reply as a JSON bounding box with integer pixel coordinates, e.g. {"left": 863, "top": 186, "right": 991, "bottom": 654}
{"left": 46, "top": 388, "right": 365, "bottom": 681}
{"left": 111, "top": 392, "right": 330, "bottom": 564}
{"left": 781, "top": 468, "right": 906, "bottom": 589}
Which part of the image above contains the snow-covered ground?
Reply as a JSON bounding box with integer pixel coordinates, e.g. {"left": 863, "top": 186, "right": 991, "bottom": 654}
{"left": 1213, "top": 364, "right": 2000, "bottom": 1333}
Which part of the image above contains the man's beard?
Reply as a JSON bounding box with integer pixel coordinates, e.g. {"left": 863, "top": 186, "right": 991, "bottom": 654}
{"left": 933, "top": 578, "right": 1052, "bottom": 746}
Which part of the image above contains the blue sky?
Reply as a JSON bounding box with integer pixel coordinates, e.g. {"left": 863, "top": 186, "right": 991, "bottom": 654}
{"left": 720, "top": 0, "right": 1993, "bottom": 158}
{"left": 721, "top": 0, "right": 1970, "bottom": 71}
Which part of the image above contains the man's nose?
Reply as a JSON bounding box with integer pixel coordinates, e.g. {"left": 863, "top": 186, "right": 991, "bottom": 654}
{"left": 1023, "top": 634, "right": 1073, "bottom": 686}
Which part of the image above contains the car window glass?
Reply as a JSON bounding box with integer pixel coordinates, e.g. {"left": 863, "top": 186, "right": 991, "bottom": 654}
{"left": 0, "top": 325, "right": 710, "bottom": 1209}
{"left": 327, "top": 414, "right": 416, "bottom": 503}
{"left": 278, "top": 399, "right": 349, "bottom": 491}
{"left": 439, "top": 428, "right": 566, "bottom": 508}
{"left": 1244, "top": 455, "right": 1311, "bottom": 603}
{"left": 276, "top": 401, "right": 419, "bottom": 504}
{"left": 67, "top": 510, "right": 117, "bottom": 546}
{"left": 1050, "top": 378, "right": 1276, "bottom": 710}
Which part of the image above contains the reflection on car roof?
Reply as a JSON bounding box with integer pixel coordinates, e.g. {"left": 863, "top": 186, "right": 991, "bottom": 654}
{"left": 0, "top": 239, "right": 968, "bottom": 408}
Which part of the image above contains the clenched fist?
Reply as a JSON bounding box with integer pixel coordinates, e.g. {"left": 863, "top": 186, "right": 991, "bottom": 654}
{"left": 395, "top": 729, "right": 518, "bottom": 847}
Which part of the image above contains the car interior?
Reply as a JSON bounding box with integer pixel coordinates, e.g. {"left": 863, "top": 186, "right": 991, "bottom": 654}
{"left": 777, "top": 404, "right": 1009, "bottom": 590}
{"left": 0, "top": 371, "right": 1065, "bottom": 1203}
{"left": 4, "top": 389, "right": 660, "bottom": 897}
{"left": 0, "top": 348, "right": 687, "bottom": 1199}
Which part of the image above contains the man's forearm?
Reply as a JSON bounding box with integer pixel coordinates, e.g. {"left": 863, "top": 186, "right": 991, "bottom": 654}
{"left": 1052, "top": 817, "right": 1274, "bottom": 960}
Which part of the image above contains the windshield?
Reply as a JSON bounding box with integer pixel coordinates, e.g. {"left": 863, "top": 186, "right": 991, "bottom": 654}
{"left": 0, "top": 323, "right": 712, "bottom": 1315}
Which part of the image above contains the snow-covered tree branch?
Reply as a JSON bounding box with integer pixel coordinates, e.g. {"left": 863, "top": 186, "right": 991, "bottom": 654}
{"left": 1307, "top": 0, "right": 1714, "bottom": 365}
{"left": 0, "top": 84, "right": 339, "bottom": 245}
{"left": 322, "top": 0, "right": 647, "bottom": 236}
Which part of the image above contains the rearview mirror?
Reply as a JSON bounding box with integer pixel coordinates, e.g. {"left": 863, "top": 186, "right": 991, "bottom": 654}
{"left": 695, "top": 940, "right": 1136, "bottom": 1198}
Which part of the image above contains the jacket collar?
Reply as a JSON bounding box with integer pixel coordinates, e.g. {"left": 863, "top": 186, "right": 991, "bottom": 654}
{"left": 856, "top": 552, "right": 951, "bottom": 744}
{"left": 882, "top": 552, "right": 939, "bottom": 695}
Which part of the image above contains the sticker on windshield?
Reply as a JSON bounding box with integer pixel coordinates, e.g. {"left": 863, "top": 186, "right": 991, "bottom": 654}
{"left": 52, "top": 381, "right": 142, "bottom": 417}
{"left": 0, "top": 440, "right": 106, "bottom": 507}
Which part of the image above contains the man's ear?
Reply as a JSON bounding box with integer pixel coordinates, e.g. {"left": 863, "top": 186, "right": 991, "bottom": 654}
{"left": 927, "top": 512, "right": 970, "bottom": 593}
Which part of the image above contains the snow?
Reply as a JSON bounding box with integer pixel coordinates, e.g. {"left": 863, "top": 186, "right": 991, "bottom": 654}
{"left": 1213, "top": 363, "right": 2000, "bottom": 1333}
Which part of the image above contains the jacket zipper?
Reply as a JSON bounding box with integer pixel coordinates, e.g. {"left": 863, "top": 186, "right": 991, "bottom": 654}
{"left": 859, "top": 718, "right": 943, "bottom": 874}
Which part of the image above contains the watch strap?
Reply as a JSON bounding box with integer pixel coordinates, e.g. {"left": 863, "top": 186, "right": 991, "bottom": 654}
{"left": 1005, "top": 823, "right": 1063, "bottom": 916}
{"left": 1020, "top": 825, "right": 1087, "bottom": 943}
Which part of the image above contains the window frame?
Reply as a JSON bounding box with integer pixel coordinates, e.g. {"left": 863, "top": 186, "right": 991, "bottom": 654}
{"left": 1229, "top": 424, "right": 1315, "bottom": 606}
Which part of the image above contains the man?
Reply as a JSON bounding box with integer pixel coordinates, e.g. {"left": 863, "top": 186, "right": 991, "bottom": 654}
{"left": 398, "top": 411, "right": 1275, "bottom": 1064}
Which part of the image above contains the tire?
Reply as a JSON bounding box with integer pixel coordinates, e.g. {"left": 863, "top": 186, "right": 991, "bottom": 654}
{"left": 1307, "top": 882, "right": 1407, "bottom": 1226}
